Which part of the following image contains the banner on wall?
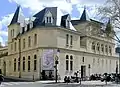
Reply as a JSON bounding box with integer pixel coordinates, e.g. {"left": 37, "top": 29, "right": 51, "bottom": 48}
{"left": 42, "top": 49, "right": 54, "bottom": 70}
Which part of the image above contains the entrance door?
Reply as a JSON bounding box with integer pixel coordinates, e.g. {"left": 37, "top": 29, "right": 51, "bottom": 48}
{"left": 81, "top": 65, "right": 86, "bottom": 80}
{"left": 41, "top": 70, "right": 54, "bottom": 80}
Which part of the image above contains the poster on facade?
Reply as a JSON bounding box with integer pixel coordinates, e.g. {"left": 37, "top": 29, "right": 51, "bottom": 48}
{"left": 42, "top": 49, "right": 54, "bottom": 70}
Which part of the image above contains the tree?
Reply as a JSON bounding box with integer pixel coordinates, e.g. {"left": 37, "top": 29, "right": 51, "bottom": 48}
{"left": 98, "top": 0, "right": 120, "bottom": 30}
{"left": 97, "top": 0, "right": 120, "bottom": 41}
{"left": 105, "top": 19, "right": 113, "bottom": 36}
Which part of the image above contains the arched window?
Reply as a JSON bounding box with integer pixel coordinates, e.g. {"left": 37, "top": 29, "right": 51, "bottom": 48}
{"left": 109, "top": 46, "right": 112, "bottom": 53}
{"left": 45, "top": 10, "right": 53, "bottom": 24}
{"left": 34, "top": 55, "right": 37, "bottom": 71}
{"left": 92, "top": 42, "right": 95, "bottom": 50}
{"left": 18, "top": 58, "right": 20, "bottom": 71}
{"left": 97, "top": 43, "right": 100, "bottom": 51}
{"left": 23, "top": 39, "right": 25, "bottom": 49}
{"left": 70, "top": 35, "right": 73, "bottom": 46}
{"left": 101, "top": 44, "right": 104, "bottom": 52}
{"left": 105, "top": 45, "right": 108, "bottom": 53}
{"left": 28, "top": 36, "right": 31, "bottom": 47}
{"left": 23, "top": 57, "right": 25, "bottom": 71}
{"left": 34, "top": 34, "right": 37, "bottom": 45}
{"left": 14, "top": 59, "right": 16, "bottom": 72}
{"left": 70, "top": 55, "right": 73, "bottom": 71}
{"left": 28, "top": 56, "right": 31, "bottom": 71}
{"left": 66, "top": 55, "right": 69, "bottom": 70}
{"left": 66, "top": 34, "right": 69, "bottom": 46}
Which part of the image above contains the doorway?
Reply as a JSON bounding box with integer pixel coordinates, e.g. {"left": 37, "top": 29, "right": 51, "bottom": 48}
{"left": 81, "top": 65, "right": 86, "bottom": 80}
{"left": 41, "top": 70, "right": 54, "bottom": 80}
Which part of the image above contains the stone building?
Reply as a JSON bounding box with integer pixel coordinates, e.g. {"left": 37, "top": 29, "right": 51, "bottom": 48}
{"left": 0, "top": 6, "right": 118, "bottom": 80}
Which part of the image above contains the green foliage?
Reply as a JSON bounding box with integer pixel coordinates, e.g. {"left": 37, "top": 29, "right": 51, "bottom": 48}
{"left": 105, "top": 20, "right": 112, "bottom": 36}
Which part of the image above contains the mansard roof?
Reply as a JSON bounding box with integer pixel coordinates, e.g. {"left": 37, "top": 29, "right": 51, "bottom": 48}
{"left": 10, "top": 6, "right": 20, "bottom": 25}
{"left": 61, "top": 14, "right": 69, "bottom": 20}
{"left": 61, "top": 14, "right": 70, "bottom": 28}
{"left": 71, "top": 8, "right": 104, "bottom": 26}
{"left": 33, "top": 7, "right": 57, "bottom": 27}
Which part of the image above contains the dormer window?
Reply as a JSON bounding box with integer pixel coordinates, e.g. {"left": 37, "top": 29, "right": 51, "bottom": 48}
{"left": 61, "top": 14, "right": 71, "bottom": 28}
{"left": 66, "top": 20, "right": 70, "bottom": 28}
{"left": 46, "top": 17, "right": 52, "bottom": 23}
{"left": 45, "top": 10, "right": 53, "bottom": 24}
{"left": 30, "top": 22, "right": 33, "bottom": 29}
{"left": 49, "top": 17, "right": 51, "bottom": 23}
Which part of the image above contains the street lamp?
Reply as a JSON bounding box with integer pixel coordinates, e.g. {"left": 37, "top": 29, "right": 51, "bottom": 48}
{"left": 18, "top": 38, "right": 21, "bottom": 78}
{"left": 54, "top": 49, "right": 60, "bottom": 83}
{"left": 88, "top": 64, "right": 91, "bottom": 77}
{"left": 55, "top": 55, "right": 59, "bottom": 83}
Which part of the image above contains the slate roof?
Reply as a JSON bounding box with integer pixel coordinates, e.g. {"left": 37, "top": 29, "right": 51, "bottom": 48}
{"left": 71, "top": 9, "right": 104, "bottom": 26}
{"left": 80, "top": 9, "right": 90, "bottom": 21}
{"left": 61, "top": 14, "right": 69, "bottom": 28}
{"left": 10, "top": 6, "right": 20, "bottom": 25}
{"left": 90, "top": 19, "right": 104, "bottom": 25}
{"left": 33, "top": 7, "right": 57, "bottom": 27}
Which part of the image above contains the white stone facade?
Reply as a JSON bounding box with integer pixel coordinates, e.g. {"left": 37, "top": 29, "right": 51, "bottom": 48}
{"left": 0, "top": 7, "right": 118, "bottom": 81}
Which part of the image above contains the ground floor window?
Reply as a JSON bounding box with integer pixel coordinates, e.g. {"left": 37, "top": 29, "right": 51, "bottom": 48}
{"left": 70, "top": 55, "right": 73, "bottom": 71}
{"left": 66, "top": 55, "right": 69, "bottom": 70}
{"left": 23, "top": 57, "right": 25, "bottom": 71}
{"left": 14, "top": 59, "right": 16, "bottom": 72}
{"left": 28, "top": 56, "right": 30, "bottom": 72}
{"left": 34, "top": 55, "right": 37, "bottom": 71}
{"left": 18, "top": 58, "right": 20, "bottom": 71}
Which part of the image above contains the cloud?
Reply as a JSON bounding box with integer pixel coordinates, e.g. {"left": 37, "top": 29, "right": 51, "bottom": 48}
{"left": 1, "top": 13, "right": 14, "bottom": 27}
{"left": 0, "top": 13, "right": 13, "bottom": 46}
{"left": 0, "top": 22, "right": 2, "bottom": 30}
{"left": 8, "top": 0, "right": 106, "bottom": 19}
{"left": 0, "top": 31, "right": 8, "bottom": 36}
{"left": 0, "top": 37, "right": 4, "bottom": 46}
{"left": 0, "top": 0, "right": 105, "bottom": 46}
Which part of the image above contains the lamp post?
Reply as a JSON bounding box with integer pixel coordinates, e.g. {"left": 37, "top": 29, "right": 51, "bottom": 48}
{"left": 18, "top": 38, "right": 21, "bottom": 78}
{"left": 88, "top": 64, "right": 91, "bottom": 78}
{"left": 55, "top": 55, "right": 59, "bottom": 83}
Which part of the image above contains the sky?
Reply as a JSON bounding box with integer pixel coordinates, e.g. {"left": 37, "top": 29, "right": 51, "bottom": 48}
{"left": 0, "top": 0, "right": 106, "bottom": 46}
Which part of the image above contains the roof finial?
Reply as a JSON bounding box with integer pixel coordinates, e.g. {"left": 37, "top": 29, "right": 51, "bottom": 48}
{"left": 16, "top": 3, "right": 20, "bottom": 8}
{"left": 84, "top": 5, "right": 86, "bottom": 10}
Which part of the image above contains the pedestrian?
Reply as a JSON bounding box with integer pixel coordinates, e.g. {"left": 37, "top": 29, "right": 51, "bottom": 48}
{"left": 64, "top": 76, "right": 67, "bottom": 83}
{"left": 0, "top": 74, "right": 4, "bottom": 85}
{"left": 67, "top": 76, "right": 70, "bottom": 83}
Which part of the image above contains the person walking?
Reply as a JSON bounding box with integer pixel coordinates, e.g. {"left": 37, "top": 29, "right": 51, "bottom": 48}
{"left": 0, "top": 74, "right": 4, "bottom": 85}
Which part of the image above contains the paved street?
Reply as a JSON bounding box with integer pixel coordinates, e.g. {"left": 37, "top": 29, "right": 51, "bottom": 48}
{"left": 1, "top": 81, "right": 120, "bottom": 87}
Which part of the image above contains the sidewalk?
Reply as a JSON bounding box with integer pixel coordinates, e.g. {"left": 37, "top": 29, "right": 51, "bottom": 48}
{"left": 3, "top": 76, "right": 120, "bottom": 87}
{"left": 37, "top": 80, "right": 120, "bottom": 87}
{"left": 37, "top": 80, "right": 113, "bottom": 85}
{"left": 4, "top": 76, "right": 35, "bottom": 82}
